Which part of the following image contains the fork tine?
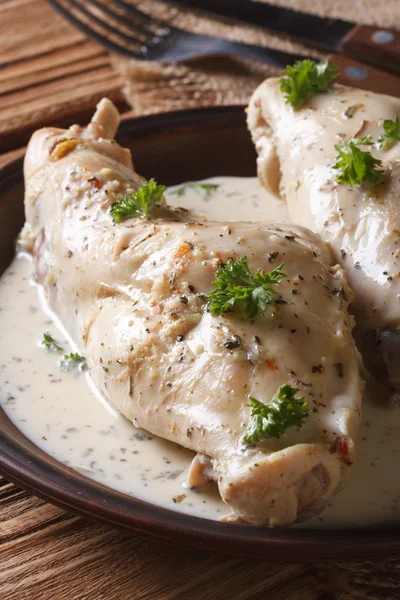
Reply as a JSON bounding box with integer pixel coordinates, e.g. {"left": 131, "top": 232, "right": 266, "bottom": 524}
{"left": 112, "top": 0, "right": 171, "bottom": 30}
{"left": 47, "top": 0, "right": 145, "bottom": 59}
{"left": 68, "top": 0, "right": 149, "bottom": 46}
{"left": 87, "top": 0, "right": 157, "bottom": 41}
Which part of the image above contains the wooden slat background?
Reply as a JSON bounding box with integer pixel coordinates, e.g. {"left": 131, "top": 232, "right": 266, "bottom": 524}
{"left": 0, "top": 0, "right": 129, "bottom": 153}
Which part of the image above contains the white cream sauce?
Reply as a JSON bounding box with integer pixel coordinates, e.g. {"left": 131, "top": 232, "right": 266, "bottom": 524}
{"left": 1, "top": 176, "right": 399, "bottom": 527}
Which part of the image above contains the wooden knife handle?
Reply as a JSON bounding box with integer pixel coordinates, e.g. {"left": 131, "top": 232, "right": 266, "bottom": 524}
{"left": 339, "top": 25, "right": 400, "bottom": 75}
{"left": 328, "top": 54, "right": 400, "bottom": 96}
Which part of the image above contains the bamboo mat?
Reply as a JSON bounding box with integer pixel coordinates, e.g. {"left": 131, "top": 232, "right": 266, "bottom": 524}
{"left": 1, "top": 1, "right": 400, "bottom": 599}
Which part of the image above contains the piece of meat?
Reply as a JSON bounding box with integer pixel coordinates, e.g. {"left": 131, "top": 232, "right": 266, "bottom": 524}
{"left": 23, "top": 99, "right": 362, "bottom": 526}
{"left": 248, "top": 81, "right": 400, "bottom": 395}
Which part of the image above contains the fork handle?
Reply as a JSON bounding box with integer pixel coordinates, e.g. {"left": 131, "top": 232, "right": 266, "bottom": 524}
{"left": 338, "top": 26, "right": 400, "bottom": 76}
{"left": 329, "top": 54, "right": 400, "bottom": 97}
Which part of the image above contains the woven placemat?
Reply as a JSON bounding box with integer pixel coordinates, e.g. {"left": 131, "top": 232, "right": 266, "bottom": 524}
{"left": 113, "top": 1, "right": 400, "bottom": 597}
{"left": 115, "top": 0, "right": 398, "bottom": 114}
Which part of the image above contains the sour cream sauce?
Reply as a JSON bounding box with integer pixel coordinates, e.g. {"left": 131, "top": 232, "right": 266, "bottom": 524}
{"left": 1, "top": 176, "right": 399, "bottom": 527}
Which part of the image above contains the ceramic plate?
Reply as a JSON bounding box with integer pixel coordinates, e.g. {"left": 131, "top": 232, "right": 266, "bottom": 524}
{"left": 1, "top": 107, "right": 399, "bottom": 560}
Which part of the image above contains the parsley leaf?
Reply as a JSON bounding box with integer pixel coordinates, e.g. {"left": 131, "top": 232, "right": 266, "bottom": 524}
{"left": 208, "top": 256, "right": 286, "bottom": 319}
{"left": 280, "top": 59, "right": 339, "bottom": 109}
{"left": 333, "top": 136, "right": 384, "bottom": 186}
{"left": 59, "top": 352, "right": 86, "bottom": 371}
{"left": 110, "top": 179, "right": 165, "bottom": 223}
{"left": 243, "top": 384, "right": 309, "bottom": 445}
{"left": 351, "top": 135, "right": 374, "bottom": 145}
{"left": 377, "top": 115, "right": 400, "bottom": 150}
{"left": 42, "top": 332, "right": 63, "bottom": 353}
{"left": 173, "top": 183, "right": 220, "bottom": 198}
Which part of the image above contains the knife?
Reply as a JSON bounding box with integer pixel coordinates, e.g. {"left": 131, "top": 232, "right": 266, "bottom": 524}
{"left": 170, "top": 0, "right": 400, "bottom": 76}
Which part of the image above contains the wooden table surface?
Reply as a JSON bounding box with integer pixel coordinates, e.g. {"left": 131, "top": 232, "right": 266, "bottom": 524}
{"left": 0, "top": 0, "right": 130, "bottom": 154}
{"left": 0, "top": 1, "right": 389, "bottom": 599}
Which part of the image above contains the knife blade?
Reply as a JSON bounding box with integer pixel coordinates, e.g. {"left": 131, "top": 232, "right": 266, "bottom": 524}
{"left": 169, "top": 0, "right": 400, "bottom": 75}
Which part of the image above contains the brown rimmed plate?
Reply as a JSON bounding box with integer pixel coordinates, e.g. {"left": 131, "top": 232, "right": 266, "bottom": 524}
{"left": 0, "top": 106, "right": 399, "bottom": 561}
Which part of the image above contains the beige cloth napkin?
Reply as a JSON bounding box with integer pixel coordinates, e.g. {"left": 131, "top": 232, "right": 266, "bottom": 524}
{"left": 115, "top": 0, "right": 398, "bottom": 114}
{"left": 113, "top": 1, "right": 400, "bottom": 597}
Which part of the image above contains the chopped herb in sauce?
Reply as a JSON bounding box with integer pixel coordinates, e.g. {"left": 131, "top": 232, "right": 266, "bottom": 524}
{"left": 344, "top": 103, "right": 363, "bottom": 119}
{"left": 110, "top": 179, "right": 165, "bottom": 223}
{"left": 172, "top": 493, "right": 186, "bottom": 504}
{"left": 243, "top": 383, "right": 309, "bottom": 445}
{"left": 280, "top": 59, "right": 339, "bottom": 109}
{"left": 208, "top": 257, "right": 286, "bottom": 319}
{"left": 59, "top": 352, "right": 86, "bottom": 371}
{"left": 173, "top": 183, "right": 219, "bottom": 198}
{"left": 223, "top": 335, "right": 241, "bottom": 349}
{"left": 377, "top": 115, "right": 400, "bottom": 150}
{"left": 333, "top": 136, "right": 384, "bottom": 187}
{"left": 42, "top": 332, "right": 63, "bottom": 353}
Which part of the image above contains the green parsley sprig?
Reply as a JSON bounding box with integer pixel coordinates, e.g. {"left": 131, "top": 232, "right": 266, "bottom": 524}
{"left": 243, "top": 384, "right": 309, "bottom": 445}
{"left": 110, "top": 179, "right": 165, "bottom": 223}
{"left": 173, "top": 183, "right": 219, "bottom": 198}
{"left": 378, "top": 115, "right": 400, "bottom": 150}
{"left": 208, "top": 256, "right": 286, "bottom": 319}
{"left": 333, "top": 135, "right": 384, "bottom": 186}
{"left": 59, "top": 352, "right": 86, "bottom": 371}
{"left": 42, "top": 332, "right": 63, "bottom": 353}
{"left": 280, "top": 59, "right": 339, "bottom": 109}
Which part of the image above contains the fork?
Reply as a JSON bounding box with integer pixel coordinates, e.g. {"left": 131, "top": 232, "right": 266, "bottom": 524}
{"left": 47, "top": 0, "right": 400, "bottom": 95}
{"left": 47, "top": 0, "right": 306, "bottom": 67}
